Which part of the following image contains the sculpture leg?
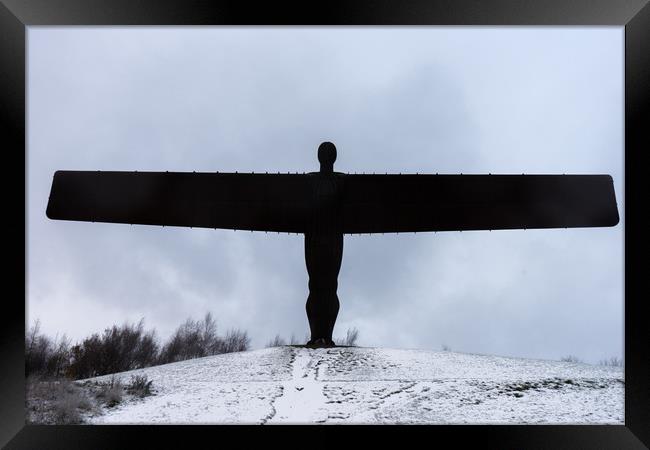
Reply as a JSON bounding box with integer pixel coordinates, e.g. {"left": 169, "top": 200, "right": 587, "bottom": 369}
{"left": 304, "top": 233, "right": 343, "bottom": 346}
{"left": 306, "top": 283, "right": 340, "bottom": 343}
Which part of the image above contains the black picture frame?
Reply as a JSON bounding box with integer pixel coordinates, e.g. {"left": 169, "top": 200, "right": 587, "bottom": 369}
{"left": 2, "top": 0, "right": 648, "bottom": 448}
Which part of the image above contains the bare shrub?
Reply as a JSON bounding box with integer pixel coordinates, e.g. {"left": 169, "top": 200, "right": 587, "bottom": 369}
{"left": 98, "top": 319, "right": 157, "bottom": 374}
{"left": 126, "top": 374, "right": 154, "bottom": 398}
{"left": 27, "top": 377, "right": 94, "bottom": 424}
{"left": 51, "top": 381, "right": 88, "bottom": 424}
{"left": 266, "top": 334, "right": 287, "bottom": 348}
{"left": 158, "top": 313, "right": 224, "bottom": 363}
{"left": 104, "top": 386, "right": 123, "bottom": 408}
{"left": 343, "top": 327, "right": 359, "bottom": 346}
{"left": 560, "top": 355, "right": 582, "bottom": 363}
{"left": 26, "top": 376, "right": 56, "bottom": 424}
{"left": 221, "top": 329, "right": 251, "bottom": 353}
{"left": 441, "top": 344, "right": 451, "bottom": 352}
{"left": 95, "top": 376, "right": 123, "bottom": 407}
{"left": 67, "top": 319, "right": 159, "bottom": 379}
{"left": 134, "top": 329, "right": 159, "bottom": 369}
{"left": 52, "top": 396, "right": 82, "bottom": 424}
{"left": 598, "top": 356, "right": 624, "bottom": 367}
{"left": 25, "top": 320, "right": 71, "bottom": 378}
{"left": 48, "top": 335, "right": 71, "bottom": 378}
{"left": 27, "top": 313, "right": 252, "bottom": 380}
{"left": 25, "top": 320, "right": 48, "bottom": 376}
{"left": 68, "top": 333, "right": 102, "bottom": 379}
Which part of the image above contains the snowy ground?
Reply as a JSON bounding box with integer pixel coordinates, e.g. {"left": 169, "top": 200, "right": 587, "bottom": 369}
{"left": 83, "top": 347, "right": 624, "bottom": 424}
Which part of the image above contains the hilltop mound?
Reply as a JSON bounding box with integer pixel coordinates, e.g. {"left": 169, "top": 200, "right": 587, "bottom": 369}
{"left": 80, "top": 346, "right": 623, "bottom": 424}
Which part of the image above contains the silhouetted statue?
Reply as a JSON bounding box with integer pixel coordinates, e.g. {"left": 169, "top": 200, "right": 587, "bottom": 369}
{"left": 46, "top": 142, "right": 619, "bottom": 348}
{"left": 305, "top": 143, "right": 344, "bottom": 346}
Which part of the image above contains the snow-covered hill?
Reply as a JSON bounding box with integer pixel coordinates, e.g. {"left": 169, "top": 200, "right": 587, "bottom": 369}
{"left": 82, "top": 346, "right": 624, "bottom": 424}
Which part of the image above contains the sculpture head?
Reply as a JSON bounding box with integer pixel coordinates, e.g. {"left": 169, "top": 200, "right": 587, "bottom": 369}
{"left": 318, "top": 142, "right": 337, "bottom": 173}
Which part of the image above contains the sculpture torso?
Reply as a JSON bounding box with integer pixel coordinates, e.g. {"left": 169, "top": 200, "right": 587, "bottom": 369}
{"left": 310, "top": 171, "right": 344, "bottom": 236}
{"left": 304, "top": 171, "right": 345, "bottom": 345}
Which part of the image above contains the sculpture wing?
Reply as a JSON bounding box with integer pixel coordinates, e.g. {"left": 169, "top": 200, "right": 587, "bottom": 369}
{"left": 341, "top": 174, "right": 619, "bottom": 234}
{"left": 46, "top": 171, "right": 312, "bottom": 233}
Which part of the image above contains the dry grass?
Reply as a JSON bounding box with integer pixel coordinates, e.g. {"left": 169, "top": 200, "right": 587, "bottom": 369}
{"left": 93, "top": 376, "right": 124, "bottom": 407}
{"left": 27, "top": 373, "right": 156, "bottom": 424}
{"left": 26, "top": 376, "right": 96, "bottom": 424}
{"left": 126, "top": 375, "right": 154, "bottom": 398}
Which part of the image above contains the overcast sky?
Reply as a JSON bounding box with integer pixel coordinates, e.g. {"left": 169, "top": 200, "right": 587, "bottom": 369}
{"left": 27, "top": 27, "right": 623, "bottom": 363}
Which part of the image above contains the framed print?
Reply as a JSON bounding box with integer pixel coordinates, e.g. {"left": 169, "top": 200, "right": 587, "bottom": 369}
{"left": 2, "top": 0, "right": 649, "bottom": 448}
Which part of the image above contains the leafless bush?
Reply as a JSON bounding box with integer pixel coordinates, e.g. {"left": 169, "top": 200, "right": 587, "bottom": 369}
{"left": 126, "top": 374, "right": 154, "bottom": 398}
{"left": 25, "top": 320, "right": 71, "bottom": 378}
{"left": 560, "top": 355, "right": 583, "bottom": 363}
{"left": 289, "top": 334, "right": 299, "bottom": 345}
{"left": 266, "top": 334, "right": 287, "bottom": 348}
{"left": 103, "top": 385, "right": 123, "bottom": 408}
{"left": 67, "top": 319, "right": 159, "bottom": 379}
{"left": 134, "top": 330, "right": 159, "bottom": 368}
{"left": 52, "top": 380, "right": 93, "bottom": 424}
{"left": 27, "top": 313, "right": 252, "bottom": 380}
{"left": 441, "top": 344, "right": 451, "bottom": 352}
{"left": 52, "top": 396, "right": 82, "bottom": 424}
{"left": 598, "top": 356, "right": 623, "bottom": 367}
{"left": 27, "top": 377, "right": 94, "bottom": 424}
{"left": 95, "top": 376, "right": 123, "bottom": 407}
{"left": 49, "top": 335, "right": 71, "bottom": 377}
{"left": 221, "top": 328, "right": 251, "bottom": 353}
{"left": 343, "top": 327, "right": 359, "bottom": 346}
{"left": 158, "top": 313, "right": 224, "bottom": 363}
{"left": 25, "top": 320, "right": 48, "bottom": 375}
{"left": 98, "top": 319, "right": 159, "bottom": 374}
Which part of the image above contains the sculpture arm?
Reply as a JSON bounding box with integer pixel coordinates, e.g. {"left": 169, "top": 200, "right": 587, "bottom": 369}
{"left": 46, "top": 171, "right": 313, "bottom": 233}
{"left": 341, "top": 174, "right": 619, "bottom": 234}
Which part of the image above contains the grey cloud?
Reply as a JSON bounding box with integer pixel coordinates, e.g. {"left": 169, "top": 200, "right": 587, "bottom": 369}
{"left": 28, "top": 27, "right": 623, "bottom": 361}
